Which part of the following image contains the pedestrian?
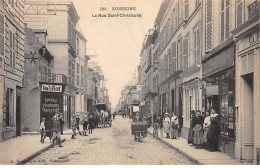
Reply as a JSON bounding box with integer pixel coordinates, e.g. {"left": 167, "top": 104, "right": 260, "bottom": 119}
{"left": 170, "top": 113, "right": 179, "bottom": 139}
{"left": 113, "top": 112, "right": 116, "bottom": 120}
{"left": 203, "top": 110, "right": 211, "bottom": 148}
{"left": 207, "top": 108, "right": 221, "bottom": 151}
{"left": 156, "top": 115, "right": 163, "bottom": 138}
{"left": 76, "top": 114, "right": 82, "bottom": 135}
{"left": 187, "top": 110, "right": 196, "bottom": 144}
{"left": 192, "top": 110, "right": 204, "bottom": 148}
{"left": 52, "top": 113, "right": 63, "bottom": 147}
{"left": 59, "top": 113, "right": 64, "bottom": 135}
{"left": 88, "top": 114, "right": 94, "bottom": 134}
{"left": 71, "top": 114, "right": 77, "bottom": 139}
{"left": 82, "top": 114, "right": 89, "bottom": 136}
{"left": 163, "top": 113, "right": 170, "bottom": 138}
{"left": 40, "top": 117, "right": 46, "bottom": 143}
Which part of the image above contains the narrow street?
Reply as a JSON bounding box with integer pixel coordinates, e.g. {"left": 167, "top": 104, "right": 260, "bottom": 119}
{"left": 26, "top": 117, "right": 194, "bottom": 165}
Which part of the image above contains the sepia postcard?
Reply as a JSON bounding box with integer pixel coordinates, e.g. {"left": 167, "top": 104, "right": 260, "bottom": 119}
{"left": 0, "top": 0, "right": 259, "bottom": 166}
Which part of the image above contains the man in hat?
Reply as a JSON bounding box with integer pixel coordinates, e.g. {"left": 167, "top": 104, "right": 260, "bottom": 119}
{"left": 40, "top": 117, "right": 46, "bottom": 143}
{"left": 163, "top": 113, "right": 171, "bottom": 138}
{"left": 52, "top": 112, "right": 63, "bottom": 147}
{"left": 59, "top": 113, "right": 64, "bottom": 135}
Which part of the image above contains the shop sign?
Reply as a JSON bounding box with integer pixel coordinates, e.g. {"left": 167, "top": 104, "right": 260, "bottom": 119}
{"left": 133, "top": 106, "right": 139, "bottom": 112}
{"left": 42, "top": 84, "right": 62, "bottom": 93}
{"left": 206, "top": 85, "right": 219, "bottom": 95}
{"left": 41, "top": 94, "right": 61, "bottom": 113}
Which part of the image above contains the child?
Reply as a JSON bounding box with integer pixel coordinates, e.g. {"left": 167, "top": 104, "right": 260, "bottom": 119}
{"left": 71, "top": 114, "right": 77, "bottom": 139}
{"left": 40, "top": 117, "right": 46, "bottom": 143}
{"left": 88, "top": 115, "right": 94, "bottom": 134}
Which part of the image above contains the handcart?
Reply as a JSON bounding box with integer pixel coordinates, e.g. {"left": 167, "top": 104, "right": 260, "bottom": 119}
{"left": 131, "top": 121, "right": 148, "bottom": 142}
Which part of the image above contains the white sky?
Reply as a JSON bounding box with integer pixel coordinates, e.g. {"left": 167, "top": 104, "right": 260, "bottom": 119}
{"left": 73, "top": 0, "right": 163, "bottom": 110}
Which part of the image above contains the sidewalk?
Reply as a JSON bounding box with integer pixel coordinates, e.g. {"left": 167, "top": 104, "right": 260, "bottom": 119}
{"left": 147, "top": 127, "right": 251, "bottom": 165}
{"left": 0, "top": 132, "right": 70, "bottom": 165}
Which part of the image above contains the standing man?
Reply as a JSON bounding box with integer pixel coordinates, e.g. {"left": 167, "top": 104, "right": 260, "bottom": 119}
{"left": 59, "top": 113, "right": 64, "bottom": 135}
{"left": 76, "top": 114, "right": 82, "bottom": 135}
{"left": 113, "top": 112, "right": 116, "bottom": 120}
{"left": 52, "top": 112, "right": 63, "bottom": 147}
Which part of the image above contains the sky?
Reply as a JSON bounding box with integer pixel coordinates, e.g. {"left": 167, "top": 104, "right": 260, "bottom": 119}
{"left": 73, "top": 0, "right": 163, "bottom": 110}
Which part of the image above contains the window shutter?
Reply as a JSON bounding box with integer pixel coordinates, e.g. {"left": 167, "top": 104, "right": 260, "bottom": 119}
{"left": 220, "top": 12, "right": 225, "bottom": 42}
{"left": 225, "top": 4, "right": 230, "bottom": 39}
{"left": 236, "top": 0, "right": 243, "bottom": 27}
{"left": 196, "top": 29, "right": 200, "bottom": 64}
{"left": 183, "top": 37, "right": 189, "bottom": 70}
{"left": 184, "top": 0, "right": 189, "bottom": 20}
{"left": 206, "top": 0, "right": 213, "bottom": 51}
{"left": 0, "top": 12, "right": 4, "bottom": 57}
{"left": 172, "top": 42, "right": 177, "bottom": 73}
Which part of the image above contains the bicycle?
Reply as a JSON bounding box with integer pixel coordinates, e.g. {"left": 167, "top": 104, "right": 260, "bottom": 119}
{"left": 153, "top": 123, "right": 159, "bottom": 139}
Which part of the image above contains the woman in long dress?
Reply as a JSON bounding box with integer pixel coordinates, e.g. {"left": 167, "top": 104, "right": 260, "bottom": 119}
{"left": 163, "top": 113, "right": 170, "bottom": 138}
{"left": 203, "top": 111, "right": 211, "bottom": 147}
{"left": 192, "top": 110, "right": 204, "bottom": 148}
{"left": 188, "top": 110, "right": 196, "bottom": 144}
{"left": 207, "top": 108, "right": 221, "bottom": 151}
{"left": 170, "top": 113, "right": 179, "bottom": 139}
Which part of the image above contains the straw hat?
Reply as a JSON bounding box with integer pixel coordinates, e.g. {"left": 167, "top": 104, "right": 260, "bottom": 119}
{"left": 164, "top": 113, "right": 169, "bottom": 116}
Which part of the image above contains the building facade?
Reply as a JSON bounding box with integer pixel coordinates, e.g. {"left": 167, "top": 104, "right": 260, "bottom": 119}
{"left": 232, "top": 0, "right": 259, "bottom": 163}
{"left": 0, "top": 0, "right": 25, "bottom": 141}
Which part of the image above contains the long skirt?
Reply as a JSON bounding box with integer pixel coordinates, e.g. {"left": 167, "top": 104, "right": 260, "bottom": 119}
{"left": 193, "top": 124, "right": 203, "bottom": 145}
{"left": 163, "top": 121, "right": 170, "bottom": 134}
{"left": 170, "top": 126, "right": 178, "bottom": 138}
{"left": 188, "top": 128, "right": 194, "bottom": 144}
{"left": 203, "top": 127, "right": 209, "bottom": 143}
{"left": 207, "top": 124, "right": 220, "bottom": 151}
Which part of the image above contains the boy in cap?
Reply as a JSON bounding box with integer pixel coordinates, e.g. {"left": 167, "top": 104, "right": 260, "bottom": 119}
{"left": 40, "top": 117, "right": 46, "bottom": 143}
{"left": 52, "top": 112, "right": 63, "bottom": 147}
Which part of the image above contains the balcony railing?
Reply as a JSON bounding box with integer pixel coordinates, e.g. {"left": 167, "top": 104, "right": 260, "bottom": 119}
{"left": 248, "top": 1, "right": 259, "bottom": 19}
{"left": 39, "top": 73, "right": 67, "bottom": 84}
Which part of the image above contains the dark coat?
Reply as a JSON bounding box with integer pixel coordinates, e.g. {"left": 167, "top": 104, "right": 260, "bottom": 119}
{"left": 191, "top": 116, "right": 204, "bottom": 128}
{"left": 52, "top": 119, "right": 61, "bottom": 132}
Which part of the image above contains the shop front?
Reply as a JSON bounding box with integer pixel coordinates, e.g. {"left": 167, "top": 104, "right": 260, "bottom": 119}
{"left": 202, "top": 40, "right": 236, "bottom": 157}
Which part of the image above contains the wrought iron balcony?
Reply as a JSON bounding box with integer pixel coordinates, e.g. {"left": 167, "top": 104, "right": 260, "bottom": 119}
{"left": 39, "top": 73, "right": 67, "bottom": 84}
{"left": 248, "top": 1, "right": 259, "bottom": 19}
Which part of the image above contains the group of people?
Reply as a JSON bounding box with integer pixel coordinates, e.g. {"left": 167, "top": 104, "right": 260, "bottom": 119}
{"left": 71, "top": 113, "right": 95, "bottom": 139}
{"left": 154, "top": 108, "right": 221, "bottom": 152}
{"left": 40, "top": 112, "right": 64, "bottom": 147}
{"left": 188, "top": 108, "right": 220, "bottom": 151}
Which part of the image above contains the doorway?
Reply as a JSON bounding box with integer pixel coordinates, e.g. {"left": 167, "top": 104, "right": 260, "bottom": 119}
{"left": 16, "top": 95, "right": 21, "bottom": 136}
{"left": 242, "top": 73, "right": 254, "bottom": 160}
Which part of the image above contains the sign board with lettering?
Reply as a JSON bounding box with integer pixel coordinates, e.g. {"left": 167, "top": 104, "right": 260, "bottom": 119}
{"left": 206, "top": 85, "right": 219, "bottom": 95}
{"left": 41, "top": 84, "right": 62, "bottom": 93}
{"left": 41, "top": 93, "right": 62, "bottom": 115}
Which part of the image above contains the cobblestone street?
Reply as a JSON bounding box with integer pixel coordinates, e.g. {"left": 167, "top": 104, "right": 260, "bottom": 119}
{"left": 26, "top": 117, "right": 194, "bottom": 165}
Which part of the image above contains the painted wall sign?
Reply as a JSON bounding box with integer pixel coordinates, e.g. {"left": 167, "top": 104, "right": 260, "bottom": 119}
{"left": 41, "top": 84, "right": 62, "bottom": 92}
{"left": 41, "top": 94, "right": 62, "bottom": 113}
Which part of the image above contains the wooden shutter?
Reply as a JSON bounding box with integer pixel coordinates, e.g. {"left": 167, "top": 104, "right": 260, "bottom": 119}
{"left": 0, "top": 12, "right": 4, "bottom": 57}
{"left": 206, "top": 0, "right": 213, "bottom": 51}
{"left": 172, "top": 42, "right": 177, "bottom": 74}
{"left": 183, "top": 36, "right": 189, "bottom": 70}
{"left": 236, "top": 0, "right": 243, "bottom": 27}
{"left": 225, "top": 0, "right": 230, "bottom": 39}
{"left": 184, "top": 0, "right": 189, "bottom": 20}
{"left": 196, "top": 28, "right": 200, "bottom": 64}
